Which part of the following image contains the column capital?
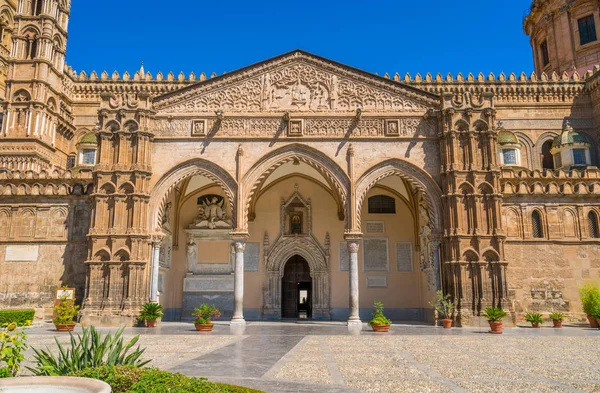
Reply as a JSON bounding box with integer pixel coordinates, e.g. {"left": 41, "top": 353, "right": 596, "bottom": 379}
{"left": 344, "top": 231, "right": 363, "bottom": 242}
{"left": 230, "top": 231, "right": 249, "bottom": 242}
{"left": 151, "top": 233, "right": 165, "bottom": 246}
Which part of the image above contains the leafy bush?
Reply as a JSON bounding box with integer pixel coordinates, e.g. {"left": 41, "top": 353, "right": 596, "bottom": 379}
{"left": 592, "top": 307, "right": 600, "bottom": 319}
{"left": 369, "top": 301, "right": 392, "bottom": 326}
{"left": 579, "top": 282, "right": 600, "bottom": 316}
{"left": 29, "top": 326, "right": 149, "bottom": 376}
{"left": 429, "top": 290, "right": 455, "bottom": 319}
{"left": 53, "top": 296, "right": 79, "bottom": 325}
{"left": 138, "top": 303, "right": 163, "bottom": 322}
{"left": 483, "top": 307, "right": 507, "bottom": 322}
{"left": 524, "top": 311, "right": 544, "bottom": 325}
{"left": 0, "top": 309, "right": 35, "bottom": 327}
{"left": 0, "top": 323, "right": 28, "bottom": 377}
{"left": 549, "top": 311, "right": 565, "bottom": 321}
{"left": 70, "top": 366, "right": 264, "bottom": 393}
{"left": 193, "top": 304, "right": 221, "bottom": 324}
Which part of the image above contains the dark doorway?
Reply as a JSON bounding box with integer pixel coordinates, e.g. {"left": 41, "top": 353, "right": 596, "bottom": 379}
{"left": 281, "top": 255, "right": 312, "bottom": 319}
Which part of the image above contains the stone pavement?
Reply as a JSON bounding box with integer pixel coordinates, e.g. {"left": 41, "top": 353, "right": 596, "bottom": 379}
{"left": 22, "top": 322, "right": 600, "bottom": 393}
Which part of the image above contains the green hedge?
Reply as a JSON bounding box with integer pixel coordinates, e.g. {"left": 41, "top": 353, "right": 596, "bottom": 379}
{"left": 0, "top": 309, "right": 35, "bottom": 327}
{"left": 70, "top": 366, "right": 264, "bottom": 393}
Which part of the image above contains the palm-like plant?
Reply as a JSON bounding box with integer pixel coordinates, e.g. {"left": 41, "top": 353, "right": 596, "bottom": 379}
{"left": 483, "top": 307, "right": 507, "bottom": 322}
{"left": 28, "top": 326, "right": 149, "bottom": 376}
{"left": 549, "top": 311, "right": 565, "bottom": 321}
{"left": 429, "top": 290, "right": 455, "bottom": 319}
{"left": 138, "top": 302, "right": 163, "bottom": 322}
{"left": 524, "top": 311, "right": 544, "bottom": 326}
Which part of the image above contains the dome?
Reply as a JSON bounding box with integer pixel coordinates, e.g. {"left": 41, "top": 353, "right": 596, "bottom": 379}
{"left": 496, "top": 121, "right": 520, "bottom": 145}
{"left": 79, "top": 133, "right": 98, "bottom": 145}
{"left": 552, "top": 122, "right": 590, "bottom": 149}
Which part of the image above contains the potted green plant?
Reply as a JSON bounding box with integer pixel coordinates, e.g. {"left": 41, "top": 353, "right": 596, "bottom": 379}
{"left": 53, "top": 295, "right": 79, "bottom": 332}
{"left": 138, "top": 302, "right": 164, "bottom": 328}
{"left": 483, "top": 307, "right": 507, "bottom": 334}
{"left": 193, "top": 304, "right": 221, "bottom": 331}
{"left": 549, "top": 311, "right": 565, "bottom": 328}
{"left": 369, "top": 301, "right": 392, "bottom": 332}
{"left": 524, "top": 311, "right": 543, "bottom": 328}
{"left": 429, "top": 290, "right": 455, "bottom": 328}
{"left": 579, "top": 283, "right": 600, "bottom": 328}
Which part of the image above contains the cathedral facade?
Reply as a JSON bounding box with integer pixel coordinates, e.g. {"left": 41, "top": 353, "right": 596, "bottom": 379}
{"left": 1, "top": 0, "right": 600, "bottom": 326}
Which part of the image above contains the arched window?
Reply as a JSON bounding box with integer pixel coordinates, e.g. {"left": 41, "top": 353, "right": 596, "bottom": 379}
{"left": 532, "top": 210, "right": 544, "bottom": 239}
{"left": 368, "top": 195, "right": 396, "bottom": 214}
{"left": 541, "top": 140, "right": 554, "bottom": 170}
{"left": 588, "top": 211, "right": 599, "bottom": 239}
{"left": 31, "top": 0, "right": 43, "bottom": 16}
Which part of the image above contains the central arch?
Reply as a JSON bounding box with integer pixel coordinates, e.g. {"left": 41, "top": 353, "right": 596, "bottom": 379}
{"left": 263, "top": 235, "right": 330, "bottom": 320}
{"left": 242, "top": 144, "right": 350, "bottom": 231}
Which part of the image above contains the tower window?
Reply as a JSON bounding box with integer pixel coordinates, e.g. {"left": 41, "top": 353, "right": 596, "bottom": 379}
{"left": 541, "top": 140, "right": 554, "bottom": 170}
{"left": 573, "top": 149, "right": 587, "bottom": 166}
{"left": 540, "top": 40, "right": 550, "bottom": 66}
{"left": 578, "top": 15, "right": 597, "bottom": 46}
{"left": 502, "top": 149, "right": 518, "bottom": 165}
{"left": 80, "top": 149, "right": 96, "bottom": 165}
{"left": 66, "top": 155, "right": 76, "bottom": 169}
{"left": 588, "top": 211, "right": 599, "bottom": 238}
{"left": 532, "top": 211, "right": 544, "bottom": 239}
{"left": 368, "top": 195, "right": 396, "bottom": 214}
{"left": 31, "top": 0, "right": 43, "bottom": 16}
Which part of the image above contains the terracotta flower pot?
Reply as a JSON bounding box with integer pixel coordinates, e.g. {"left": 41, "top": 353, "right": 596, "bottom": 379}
{"left": 531, "top": 322, "right": 540, "bottom": 328}
{"left": 587, "top": 315, "right": 599, "bottom": 329}
{"left": 371, "top": 324, "right": 390, "bottom": 333}
{"left": 55, "top": 323, "right": 75, "bottom": 332}
{"left": 441, "top": 319, "right": 453, "bottom": 329}
{"left": 146, "top": 319, "right": 157, "bottom": 328}
{"left": 195, "top": 323, "right": 214, "bottom": 332}
{"left": 552, "top": 320, "right": 563, "bottom": 328}
{"left": 488, "top": 321, "right": 503, "bottom": 334}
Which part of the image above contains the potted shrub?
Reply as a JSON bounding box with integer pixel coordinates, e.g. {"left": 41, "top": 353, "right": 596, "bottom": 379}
{"left": 138, "top": 302, "right": 164, "bottom": 328}
{"left": 579, "top": 283, "right": 600, "bottom": 328}
{"left": 549, "top": 311, "right": 565, "bottom": 328}
{"left": 193, "top": 304, "right": 221, "bottom": 331}
{"left": 429, "top": 290, "right": 455, "bottom": 328}
{"left": 369, "top": 301, "right": 392, "bottom": 332}
{"left": 483, "top": 307, "right": 507, "bottom": 334}
{"left": 53, "top": 295, "right": 79, "bottom": 332}
{"left": 524, "top": 311, "right": 543, "bottom": 328}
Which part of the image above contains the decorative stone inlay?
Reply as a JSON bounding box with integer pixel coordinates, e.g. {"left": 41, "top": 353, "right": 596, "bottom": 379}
{"left": 338, "top": 242, "right": 349, "bottom": 272}
{"left": 396, "top": 242, "right": 413, "bottom": 272}
{"left": 244, "top": 242, "right": 260, "bottom": 272}
{"left": 363, "top": 238, "right": 389, "bottom": 272}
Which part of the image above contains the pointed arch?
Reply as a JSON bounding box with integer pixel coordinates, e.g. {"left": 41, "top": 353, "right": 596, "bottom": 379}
{"left": 355, "top": 159, "right": 443, "bottom": 233}
{"left": 149, "top": 158, "right": 237, "bottom": 231}
{"left": 587, "top": 210, "right": 599, "bottom": 239}
{"left": 242, "top": 144, "right": 349, "bottom": 231}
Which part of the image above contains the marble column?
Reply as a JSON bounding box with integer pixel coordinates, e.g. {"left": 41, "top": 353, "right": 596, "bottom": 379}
{"left": 149, "top": 239, "right": 161, "bottom": 302}
{"left": 347, "top": 240, "right": 362, "bottom": 326}
{"left": 231, "top": 240, "right": 246, "bottom": 326}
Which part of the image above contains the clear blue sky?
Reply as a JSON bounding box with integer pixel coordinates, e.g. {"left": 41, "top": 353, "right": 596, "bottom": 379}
{"left": 66, "top": 0, "right": 534, "bottom": 77}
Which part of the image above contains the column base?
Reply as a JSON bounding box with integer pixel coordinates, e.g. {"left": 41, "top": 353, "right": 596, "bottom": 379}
{"left": 230, "top": 318, "right": 246, "bottom": 327}
{"left": 347, "top": 319, "right": 363, "bottom": 327}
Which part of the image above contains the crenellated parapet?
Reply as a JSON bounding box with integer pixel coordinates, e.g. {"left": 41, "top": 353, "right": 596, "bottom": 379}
{"left": 500, "top": 167, "right": 600, "bottom": 196}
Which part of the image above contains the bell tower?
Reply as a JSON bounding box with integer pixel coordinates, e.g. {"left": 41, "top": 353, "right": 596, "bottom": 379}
{"left": 524, "top": 0, "right": 600, "bottom": 75}
{"left": 0, "top": 0, "right": 74, "bottom": 171}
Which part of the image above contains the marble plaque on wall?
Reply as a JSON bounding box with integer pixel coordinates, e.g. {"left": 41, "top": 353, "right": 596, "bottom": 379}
{"left": 363, "top": 238, "right": 388, "bottom": 272}
{"left": 366, "top": 221, "right": 385, "bottom": 234}
{"left": 183, "top": 275, "right": 234, "bottom": 292}
{"left": 5, "top": 245, "right": 39, "bottom": 261}
{"left": 244, "top": 242, "right": 260, "bottom": 272}
{"left": 396, "top": 242, "right": 413, "bottom": 272}
{"left": 367, "top": 276, "right": 387, "bottom": 288}
{"left": 339, "top": 242, "right": 349, "bottom": 272}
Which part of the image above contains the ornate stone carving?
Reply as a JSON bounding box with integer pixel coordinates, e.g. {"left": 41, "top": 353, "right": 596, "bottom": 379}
{"left": 192, "top": 195, "right": 232, "bottom": 229}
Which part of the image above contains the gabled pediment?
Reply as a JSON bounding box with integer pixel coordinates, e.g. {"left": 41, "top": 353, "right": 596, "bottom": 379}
{"left": 153, "top": 50, "right": 439, "bottom": 113}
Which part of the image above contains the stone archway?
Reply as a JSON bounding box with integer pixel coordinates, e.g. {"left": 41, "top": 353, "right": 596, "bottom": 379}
{"left": 242, "top": 143, "right": 350, "bottom": 231}
{"left": 263, "top": 235, "right": 330, "bottom": 320}
{"left": 148, "top": 159, "right": 238, "bottom": 232}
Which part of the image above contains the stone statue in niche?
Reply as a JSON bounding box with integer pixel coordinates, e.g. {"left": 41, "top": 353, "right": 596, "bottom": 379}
{"left": 192, "top": 195, "right": 232, "bottom": 229}
{"left": 419, "top": 199, "right": 433, "bottom": 271}
{"left": 186, "top": 241, "right": 196, "bottom": 274}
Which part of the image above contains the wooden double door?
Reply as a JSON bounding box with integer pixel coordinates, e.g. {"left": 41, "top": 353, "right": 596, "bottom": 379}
{"left": 281, "top": 255, "right": 312, "bottom": 319}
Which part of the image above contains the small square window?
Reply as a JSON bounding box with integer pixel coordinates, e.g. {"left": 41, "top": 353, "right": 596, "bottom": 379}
{"left": 578, "top": 15, "right": 597, "bottom": 46}
{"left": 502, "top": 149, "right": 517, "bottom": 165}
{"left": 573, "top": 149, "right": 587, "bottom": 166}
{"left": 81, "top": 149, "right": 96, "bottom": 165}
